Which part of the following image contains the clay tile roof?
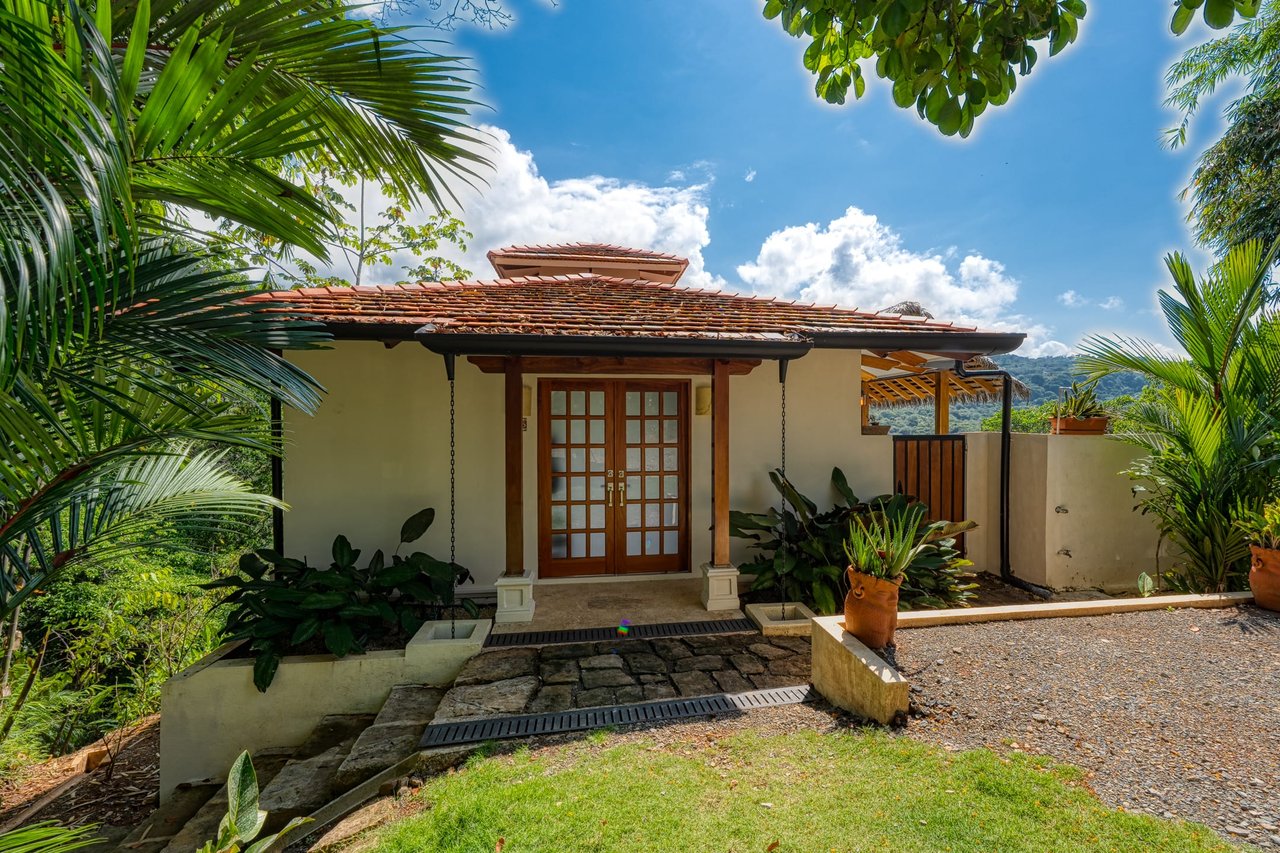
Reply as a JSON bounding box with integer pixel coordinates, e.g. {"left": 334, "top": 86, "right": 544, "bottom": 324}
{"left": 488, "top": 243, "right": 687, "bottom": 264}
{"left": 243, "top": 273, "right": 1022, "bottom": 353}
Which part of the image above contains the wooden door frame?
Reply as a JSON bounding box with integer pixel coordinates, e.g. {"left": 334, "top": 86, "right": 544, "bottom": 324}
{"left": 536, "top": 378, "right": 692, "bottom": 578}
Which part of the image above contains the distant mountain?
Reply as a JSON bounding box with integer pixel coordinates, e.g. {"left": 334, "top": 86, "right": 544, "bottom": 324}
{"left": 869, "top": 354, "right": 1150, "bottom": 435}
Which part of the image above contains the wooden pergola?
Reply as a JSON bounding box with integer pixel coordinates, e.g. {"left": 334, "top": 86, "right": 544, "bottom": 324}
{"left": 861, "top": 353, "right": 1030, "bottom": 434}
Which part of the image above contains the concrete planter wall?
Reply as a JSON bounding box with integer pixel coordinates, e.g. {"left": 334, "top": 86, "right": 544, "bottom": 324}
{"left": 159, "top": 618, "right": 491, "bottom": 803}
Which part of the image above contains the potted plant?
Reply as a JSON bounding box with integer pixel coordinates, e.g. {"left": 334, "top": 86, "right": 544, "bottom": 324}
{"left": 1238, "top": 502, "right": 1280, "bottom": 611}
{"left": 1049, "top": 379, "right": 1110, "bottom": 435}
{"left": 841, "top": 504, "right": 927, "bottom": 649}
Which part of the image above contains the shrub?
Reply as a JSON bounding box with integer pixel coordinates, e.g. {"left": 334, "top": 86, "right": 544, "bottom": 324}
{"left": 731, "top": 468, "right": 977, "bottom": 614}
{"left": 208, "top": 509, "right": 477, "bottom": 691}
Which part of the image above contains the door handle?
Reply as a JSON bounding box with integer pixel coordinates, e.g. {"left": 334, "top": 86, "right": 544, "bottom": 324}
{"left": 618, "top": 477, "right": 626, "bottom": 506}
{"left": 607, "top": 481, "right": 614, "bottom": 507}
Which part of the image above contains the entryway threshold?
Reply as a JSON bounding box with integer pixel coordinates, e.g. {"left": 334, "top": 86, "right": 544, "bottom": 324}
{"left": 420, "top": 684, "right": 814, "bottom": 748}
{"left": 483, "top": 618, "right": 755, "bottom": 648}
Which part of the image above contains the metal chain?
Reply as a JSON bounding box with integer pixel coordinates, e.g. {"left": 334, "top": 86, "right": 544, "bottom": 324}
{"left": 449, "top": 376, "right": 457, "bottom": 638}
{"left": 781, "top": 379, "right": 787, "bottom": 480}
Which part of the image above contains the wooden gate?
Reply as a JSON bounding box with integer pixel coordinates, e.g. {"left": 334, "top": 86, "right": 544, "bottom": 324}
{"left": 893, "top": 435, "right": 966, "bottom": 537}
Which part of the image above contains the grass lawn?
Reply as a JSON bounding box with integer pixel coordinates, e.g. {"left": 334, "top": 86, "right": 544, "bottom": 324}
{"left": 370, "top": 728, "right": 1240, "bottom": 852}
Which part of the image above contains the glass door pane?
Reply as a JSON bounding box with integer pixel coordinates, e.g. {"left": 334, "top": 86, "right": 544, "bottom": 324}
{"left": 540, "top": 382, "right": 612, "bottom": 576}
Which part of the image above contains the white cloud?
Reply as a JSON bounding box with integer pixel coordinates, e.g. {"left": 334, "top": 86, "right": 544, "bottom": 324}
{"left": 744, "top": 169, "right": 757, "bottom": 183}
{"left": 1059, "top": 290, "right": 1124, "bottom": 312}
{"left": 313, "top": 126, "right": 725, "bottom": 289}
{"left": 736, "top": 207, "right": 1071, "bottom": 356}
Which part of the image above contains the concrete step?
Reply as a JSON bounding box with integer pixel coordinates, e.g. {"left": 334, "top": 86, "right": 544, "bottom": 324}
{"left": 330, "top": 685, "right": 445, "bottom": 794}
{"left": 152, "top": 753, "right": 291, "bottom": 853}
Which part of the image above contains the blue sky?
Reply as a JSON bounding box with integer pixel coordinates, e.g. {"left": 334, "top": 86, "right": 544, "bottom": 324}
{"left": 380, "top": 1, "right": 1235, "bottom": 355}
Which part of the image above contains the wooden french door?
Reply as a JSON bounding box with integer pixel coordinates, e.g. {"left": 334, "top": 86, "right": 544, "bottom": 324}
{"left": 538, "top": 380, "right": 690, "bottom": 577}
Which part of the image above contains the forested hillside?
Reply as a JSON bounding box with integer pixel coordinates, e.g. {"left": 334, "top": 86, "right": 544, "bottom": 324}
{"left": 870, "top": 355, "right": 1149, "bottom": 434}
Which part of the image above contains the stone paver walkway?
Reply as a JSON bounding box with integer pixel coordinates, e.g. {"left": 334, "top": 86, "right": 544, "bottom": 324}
{"left": 433, "top": 633, "right": 811, "bottom": 722}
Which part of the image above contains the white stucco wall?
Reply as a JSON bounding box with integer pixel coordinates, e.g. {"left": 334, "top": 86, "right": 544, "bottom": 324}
{"left": 282, "top": 344, "right": 892, "bottom": 590}
{"left": 963, "top": 432, "right": 1161, "bottom": 592}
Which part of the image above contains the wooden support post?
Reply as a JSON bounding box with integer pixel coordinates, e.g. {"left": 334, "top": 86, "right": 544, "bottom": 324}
{"left": 504, "top": 357, "right": 524, "bottom": 577}
{"left": 712, "top": 359, "right": 730, "bottom": 567}
{"left": 860, "top": 394, "right": 870, "bottom": 428}
{"left": 934, "top": 370, "right": 951, "bottom": 435}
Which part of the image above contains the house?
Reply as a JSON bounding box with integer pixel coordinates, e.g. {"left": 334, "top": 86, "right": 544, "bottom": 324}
{"left": 251, "top": 244, "right": 1027, "bottom": 623}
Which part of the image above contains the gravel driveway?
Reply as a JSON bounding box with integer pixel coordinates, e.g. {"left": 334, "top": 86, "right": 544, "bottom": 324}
{"left": 893, "top": 604, "right": 1280, "bottom": 848}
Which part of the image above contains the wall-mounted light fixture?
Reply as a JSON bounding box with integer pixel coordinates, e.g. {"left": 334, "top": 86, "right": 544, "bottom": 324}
{"left": 694, "top": 384, "right": 712, "bottom": 416}
{"left": 522, "top": 385, "right": 532, "bottom": 417}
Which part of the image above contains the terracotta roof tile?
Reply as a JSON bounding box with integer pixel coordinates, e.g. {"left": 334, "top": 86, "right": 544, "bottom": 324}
{"left": 243, "top": 274, "right": 1019, "bottom": 346}
{"left": 488, "top": 243, "right": 687, "bottom": 263}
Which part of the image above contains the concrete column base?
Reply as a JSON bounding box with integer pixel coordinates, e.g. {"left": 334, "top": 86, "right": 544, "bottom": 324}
{"left": 494, "top": 572, "right": 536, "bottom": 624}
{"left": 700, "top": 563, "right": 740, "bottom": 611}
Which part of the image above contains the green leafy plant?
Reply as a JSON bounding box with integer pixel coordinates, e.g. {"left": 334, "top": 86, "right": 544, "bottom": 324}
{"left": 1237, "top": 501, "right": 1280, "bottom": 550}
{"left": 844, "top": 504, "right": 927, "bottom": 581}
{"left": 0, "top": 822, "right": 99, "bottom": 853}
{"left": 208, "top": 509, "right": 477, "bottom": 691}
{"left": 1137, "top": 571, "right": 1155, "bottom": 597}
{"left": 197, "top": 751, "right": 310, "bottom": 853}
{"left": 1052, "top": 380, "right": 1108, "bottom": 420}
{"left": 1080, "top": 238, "right": 1280, "bottom": 593}
{"left": 731, "top": 469, "right": 977, "bottom": 614}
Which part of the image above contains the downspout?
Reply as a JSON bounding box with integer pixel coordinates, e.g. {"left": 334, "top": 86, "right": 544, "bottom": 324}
{"left": 952, "top": 359, "right": 1051, "bottom": 600}
{"left": 270, "top": 395, "right": 284, "bottom": 556}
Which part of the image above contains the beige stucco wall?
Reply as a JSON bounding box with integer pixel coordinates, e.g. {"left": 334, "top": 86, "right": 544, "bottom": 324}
{"left": 282, "top": 344, "right": 892, "bottom": 589}
{"left": 963, "top": 432, "right": 1161, "bottom": 592}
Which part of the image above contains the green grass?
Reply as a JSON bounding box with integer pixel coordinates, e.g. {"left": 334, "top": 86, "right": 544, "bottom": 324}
{"left": 372, "top": 729, "right": 1240, "bottom": 853}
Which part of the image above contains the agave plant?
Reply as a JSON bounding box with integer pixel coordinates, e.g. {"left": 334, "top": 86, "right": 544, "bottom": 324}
{"left": 1080, "top": 238, "right": 1280, "bottom": 592}
{"left": 0, "top": 1, "right": 484, "bottom": 616}
{"left": 843, "top": 504, "right": 927, "bottom": 581}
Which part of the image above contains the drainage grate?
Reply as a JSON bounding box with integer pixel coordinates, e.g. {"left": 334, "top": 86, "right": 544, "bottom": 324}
{"left": 484, "top": 618, "right": 756, "bottom": 648}
{"left": 420, "top": 685, "right": 814, "bottom": 748}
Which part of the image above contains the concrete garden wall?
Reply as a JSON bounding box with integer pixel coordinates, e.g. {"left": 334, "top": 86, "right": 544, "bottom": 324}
{"left": 158, "top": 619, "right": 489, "bottom": 803}
{"left": 282, "top": 343, "right": 893, "bottom": 590}
{"left": 964, "top": 433, "right": 1161, "bottom": 592}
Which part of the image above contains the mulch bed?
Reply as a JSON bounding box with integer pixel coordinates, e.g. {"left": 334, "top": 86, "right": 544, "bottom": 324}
{"left": 0, "top": 714, "right": 161, "bottom": 831}
{"left": 894, "top": 604, "right": 1280, "bottom": 848}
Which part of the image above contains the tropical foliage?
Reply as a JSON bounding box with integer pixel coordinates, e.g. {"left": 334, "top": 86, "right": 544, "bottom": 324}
{"left": 1166, "top": 1, "right": 1280, "bottom": 253}
{"left": 0, "top": 822, "right": 99, "bottom": 853}
{"left": 1238, "top": 500, "right": 1280, "bottom": 550}
{"left": 0, "top": 0, "right": 481, "bottom": 617}
{"left": 731, "top": 469, "right": 976, "bottom": 613}
{"left": 209, "top": 509, "right": 477, "bottom": 691}
{"left": 1079, "top": 238, "right": 1280, "bottom": 593}
{"left": 762, "top": 0, "right": 1088, "bottom": 137}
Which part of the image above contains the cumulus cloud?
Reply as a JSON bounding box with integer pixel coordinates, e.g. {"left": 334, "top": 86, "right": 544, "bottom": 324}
{"left": 744, "top": 169, "right": 757, "bottom": 183}
{"left": 736, "top": 207, "right": 1072, "bottom": 356}
{"left": 1058, "top": 290, "right": 1085, "bottom": 307}
{"left": 306, "top": 126, "right": 724, "bottom": 289}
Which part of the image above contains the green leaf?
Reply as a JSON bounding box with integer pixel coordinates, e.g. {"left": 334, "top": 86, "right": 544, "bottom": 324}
{"left": 400, "top": 508, "right": 436, "bottom": 543}
{"left": 225, "top": 751, "right": 267, "bottom": 844}
{"left": 252, "top": 652, "right": 281, "bottom": 692}
{"left": 332, "top": 535, "right": 357, "bottom": 568}
{"left": 1171, "top": 4, "right": 1194, "bottom": 33}
{"left": 321, "top": 621, "right": 357, "bottom": 657}
{"left": 1204, "top": 0, "right": 1235, "bottom": 27}
{"left": 1060, "top": 0, "right": 1087, "bottom": 16}
{"left": 299, "top": 591, "right": 349, "bottom": 610}
{"left": 881, "top": 1, "right": 910, "bottom": 39}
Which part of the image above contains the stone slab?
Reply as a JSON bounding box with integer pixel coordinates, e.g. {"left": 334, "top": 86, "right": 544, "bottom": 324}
{"left": 673, "top": 654, "right": 725, "bottom": 672}
{"left": 331, "top": 722, "right": 424, "bottom": 792}
{"left": 622, "top": 652, "right": 669, "bottom": 674}
{"left": 373, "top": 685, "right": 444, "bottom": 728}
{"left": 581, "top": 668, "right": 637, "bottom": 689}
{"left": 528, "top": 685, "right": 574, "bottom": 714}
{"left": 540, "top": 660, "right": 580, "bottom": 685}
{"left": 576, "top": 687, "right": 616, "bottom": 708}
{"left": 711, "top": 669, "right": 752, "bottom": 694}
{"left": 433, "top": 676, "right": 540, "bottom": 722}
{"left": 453, "top": 648, "right": 538, "bottom": 686}
{"left": 671, "top": 670, "right": 716, "bottom": 696}
{"left": 729, "top": 654, "right": 765, "bottom": 675}
{"left": 810, "top": 616, "right": 909, "bottom": 726}
{"left": 580, "top": 654, "right": 625, "bottom": 670}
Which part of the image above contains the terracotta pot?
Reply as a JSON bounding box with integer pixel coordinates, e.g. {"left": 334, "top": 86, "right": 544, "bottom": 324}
{"left": 843, "top": 567, "right": 902, "bottom": 649}
{"left": 1049, "top": 416, "right": 1109, "bottom": 435}
{"left": 1249, "top": 545, "right": 1280, "bottom": 612}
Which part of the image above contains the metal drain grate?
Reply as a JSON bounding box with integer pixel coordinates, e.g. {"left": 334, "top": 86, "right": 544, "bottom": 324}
{"left": 420, "top": 685, "right": 814, "bottom": 748}
{"left": 484, "top": 618, "right": 756, "bottom": 648}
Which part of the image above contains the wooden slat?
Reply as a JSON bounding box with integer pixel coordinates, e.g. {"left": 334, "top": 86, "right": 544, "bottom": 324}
{"left": 712, "top": 359, "right": 730, "bottom": 567}
{"left": 468, "top": 356, "right": 760, "bottom": 375}
{"left": 504, "top": 358, "right": 524, "bottom": 577}
{"left": 860, "top": 353, "right": 926, "bottom": 373}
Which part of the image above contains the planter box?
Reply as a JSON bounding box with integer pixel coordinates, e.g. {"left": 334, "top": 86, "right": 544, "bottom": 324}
{"left": 1049, "top": 416, "right": 1109, "bottom": 435}
{"left": 745, "top": 602, "right": 816, "bottom": 636}
{"left": 159, "top": 618, "right": 490, "bottom": 804}
{"left": 810, "top": 615, "right": 909, "bottom": 725}
{"left": 862, "top": 424, "right": 891, "bottom": 435}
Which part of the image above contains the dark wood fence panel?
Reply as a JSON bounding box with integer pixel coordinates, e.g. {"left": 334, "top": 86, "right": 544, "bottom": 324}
{"left": 893, "top": 435, "right": 966, "bottom": 549}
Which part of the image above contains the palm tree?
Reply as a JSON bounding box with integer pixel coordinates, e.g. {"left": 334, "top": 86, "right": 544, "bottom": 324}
{"left": 1079, "top": 238, "right": 1280, "bottom": 592}
{"left": 0, "top": 1, "right": 483, "bottom": 616}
